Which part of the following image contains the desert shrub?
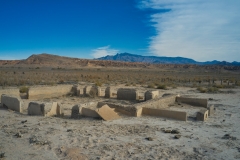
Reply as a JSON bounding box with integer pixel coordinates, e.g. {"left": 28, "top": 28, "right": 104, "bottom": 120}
{"left": 207, "top": 87, "right": 219, "bottom": 93}
{"left": 157, "top": 84, "right": 167, "bottom": 90}
{"left": 197, "top": 87, "right": 207, "bottom": 93}
{"left": 147, "top": 83, "right": 155, "bottom": 88}
{"left": 170, "top": 84, "right": 177, "bottom": 89}
{"left": 197, "top": 86, "right": 219, "bottom": 93}
{"left": 19, "top": 86, "right": 29, "bottom": 93}
{"left": 95, "top": 80, "right": 102, "bottom": 87}
{"left": 58, "top": 79, "right": 64, "bottom": 84}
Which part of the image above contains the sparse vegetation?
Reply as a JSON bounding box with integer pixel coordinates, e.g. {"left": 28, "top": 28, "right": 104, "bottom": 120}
{"left": 0, "top": 64, "right": 239, "bottom": 89}
{"left": 197, "top": 86, "right": 219, "bottom": 93}
{"left": 147, "top": 83, "right": 155, "bottom": 88}
{"left": 157, "top": 84, "right": 167, "bottom": 90}
{"left": 19, "top": 86, "right": 29, "bottom": 93}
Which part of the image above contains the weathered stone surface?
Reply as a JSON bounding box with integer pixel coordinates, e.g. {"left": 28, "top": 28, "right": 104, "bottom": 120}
{"left": 142, "top": 107, "right": 187, "bottom": 121}
{"left": 117, "top": 88, "right": 139, "bottom": 100}
{"left": 97, "top": 87, "right": 105, "bottom": 97}
{"left": 196, "top": 109, "right": 208, "bottom": 121}
{"left": 135, "top": 108, "right": 143, "bottom": 117}
{"left": 96, "top": 105, "right": 121, "bottom": 121}
{"left": 145, "top": 90, "right": 159, "bottom": 101}
{"left": 176, "top": 97, "right": 208, "bottom": 108}
{"left": 45, "top": 102, "right": 64, "bottom": 117}
{"left": 71, "top": 105, "right": 80, "bottom": 118}
{"left": 134, "top": 95, "right": 176, "bottom": 110}
{"left": 208, "top": 105, "right": 215, "bottom": 116}
{"left": 105, "top": 87, "right": 117, "bottom": 98}
{"left": 83, "top": 86, "right": 92, "bottom": 96}
{"left": 28, "top": 85, "right": 72, "bottom": 100}
{"left": 1, "top": 94, "right": 22, "bottom": 112}
{"left": 28, "top": 102, "right": 45, "bottom": 116}
{"left": 81, "top": 107, "right": 100, "bottom": 118}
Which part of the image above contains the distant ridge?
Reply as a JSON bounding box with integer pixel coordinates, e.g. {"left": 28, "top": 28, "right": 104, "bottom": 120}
{"left": 0, "top": 53, "right": 240, "bottom": 70}
{"left": 98, "top": 53, "right": 240, "bottom": 66}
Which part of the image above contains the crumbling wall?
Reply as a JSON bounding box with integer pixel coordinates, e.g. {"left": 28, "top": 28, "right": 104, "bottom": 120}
{"left": 45, "top": 102, "right": 64, "bottom": 117}
{"left": 0, "top": 88, "right": 20, "bottom": 101}
{"left": 134, "top": 95, "right": 176, "bottom": 110}
{"left": 141, "top": 107, "right": 187, "bottom": 121}
{"left": 208, "top": 105, "right": 215, "bottom": 116}
{"left": 196, "top": 109, "right": 208, "bottom": 121}
{"left": 71, "top": 105, "right": 80, "bottom": 118}
{"left": 176, "top": 97, "right": 208, "bottom": 108}
{"left": 117, "top": 88, "right": 139, "bottom": 100}
{"left": 97, "top": 87, "right": 105, "bottom": 97}
{"left": 83, "top": 86, "right": 92, "bottom": 96}
{"left": 28, "top": 102, "right": 63, "bottom": 117}
{"left": 96, "top": 105, "right": 121, "bottom": 121}
{"left": 97, "top": 102, "right": 135, "bottom": 116}
{"left": 145, "top": 90, "right": 159, "bottom": 101}
{"left": 1, "top": 94, "right": 22, "bottom": 112}
{"left": 81, "top": 107, "right": 100, "bottom": 118}
{"left": 28, "top": 102, "right": 45, "bottom": 116}
{"left": 28, "top": 85, "right": 72, "bottom": 100}
{"left": 105, "top": 87, "right": 117, "bottom": 98}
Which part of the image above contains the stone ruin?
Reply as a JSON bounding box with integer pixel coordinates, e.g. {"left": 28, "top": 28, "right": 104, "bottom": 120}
{"left": 0, "top": 84, "right": 215, "bottom": 122}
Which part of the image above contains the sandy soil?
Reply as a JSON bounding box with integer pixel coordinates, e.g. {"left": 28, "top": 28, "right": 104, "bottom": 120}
{"left": 1, "top": 87, "right": 240, "bottom": 160}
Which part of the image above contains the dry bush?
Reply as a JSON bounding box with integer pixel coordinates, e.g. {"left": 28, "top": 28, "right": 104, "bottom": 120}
{"left": 157, "top": 84, "right": 167, "bottom": 90}
{"left": 19, "top": 86, "right": 29, "bottom": 93}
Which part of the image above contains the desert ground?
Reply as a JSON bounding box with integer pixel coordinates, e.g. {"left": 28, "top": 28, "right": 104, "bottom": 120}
{"left": 1, "top": 55, "right": 240, "bottom": 159}
{"left": 1, "top": 85, "right": 240, "bottom": 160}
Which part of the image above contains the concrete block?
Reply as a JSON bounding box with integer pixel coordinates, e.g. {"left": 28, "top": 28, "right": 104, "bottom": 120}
{"left": 45, "top": 102, "right": 64, "bottom": 117}
{"left": 208, "top": 105, "right": 215, "bottom": 116}
{"left": 142, "top": 107, "right": 187, "bottom": 121}
{"left": 28, "top": 102, "right": 45, "bottom": 116}
{"left": 81, "top": 107, "right": 100, "bottom": 118}
{"left": 176, "top": 97, "right": 208, "bottom": 108}
{"left": 71, "top": 85, "right": 78, "bottom": 96}
{"left": 135, "top": 108, "right": 143, "bottom": 117}
{"left": 83, "top": 86, "right": 92, "bottom": 96}
{"left": 196, "top": 109, "right": 208, "bottom": 121}
{"left": 97, "top": 87, "right": 105, "bottom": 97}
{"left": 96, "top": 105, "right": 121, "bottom": 121}
{"left": 1, "top": 94, "right": 22, "bottom": 112}
{"left": 117, "top": 88, "right": 139, "bottom": 100}
{"left": 105, "top": 87, "right": 117, "bottom": 98}
{"left": 71, "top": 105, "right": 80, "bottom": 118}
{"left": 145, "top": 90, "right": 159, "bottom": 101}
{"left": 77, "top": 87, "right": 84, "bottom": 96}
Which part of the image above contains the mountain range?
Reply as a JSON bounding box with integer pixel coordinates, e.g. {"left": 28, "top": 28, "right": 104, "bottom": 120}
{"left": 98, "top": 53, "right": 240, "bottom": 66}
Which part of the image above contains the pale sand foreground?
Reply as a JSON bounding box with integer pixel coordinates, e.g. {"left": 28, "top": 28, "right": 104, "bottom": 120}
{"left": 0, "top": 87, "right": 240, "bottom": 160}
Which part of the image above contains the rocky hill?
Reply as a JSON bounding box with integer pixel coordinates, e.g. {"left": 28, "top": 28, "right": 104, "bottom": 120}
{"left": 0, "top": 53, "right": 240, "bottom": 70}
{"left": 98, "top": 53, "right": 240, "bottom": 66}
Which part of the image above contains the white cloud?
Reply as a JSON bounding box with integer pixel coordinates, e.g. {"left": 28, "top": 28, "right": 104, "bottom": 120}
{"left": 139, "top": 0, "right": 240, "bottom": 62}
{"left": 91, "top": 45, "right": 119, "bottom": 58}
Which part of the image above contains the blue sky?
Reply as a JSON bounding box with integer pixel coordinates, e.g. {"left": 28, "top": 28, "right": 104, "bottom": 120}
{"left": 0, "top": 0, "right": 240, "bottom": 62}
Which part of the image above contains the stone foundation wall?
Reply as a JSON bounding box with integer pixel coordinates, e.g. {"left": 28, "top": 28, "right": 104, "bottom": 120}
{"left": 134, "top": 95, "right": 176, "bottom": 110}
{"left": 142, "top": 107, "right": 187, "bottom": 121}
{"left": 28, "top": 85, "right": 72, "bottom": 100}
{"left": 117, "top": 88, "right": 139, "bottom": 100}
{"left": 176, "top": 97, "right": 208, "bottom": 108}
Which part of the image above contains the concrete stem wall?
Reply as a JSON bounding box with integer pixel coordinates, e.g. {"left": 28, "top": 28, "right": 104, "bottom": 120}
{"left": 176, "top": 97, "right": 208, "bottom": 108}
{"left": 28, "top": 85, "right": 72, "bottom": 100}
{"left": 142, "top": 107, "right": 187, "bottom": 121}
